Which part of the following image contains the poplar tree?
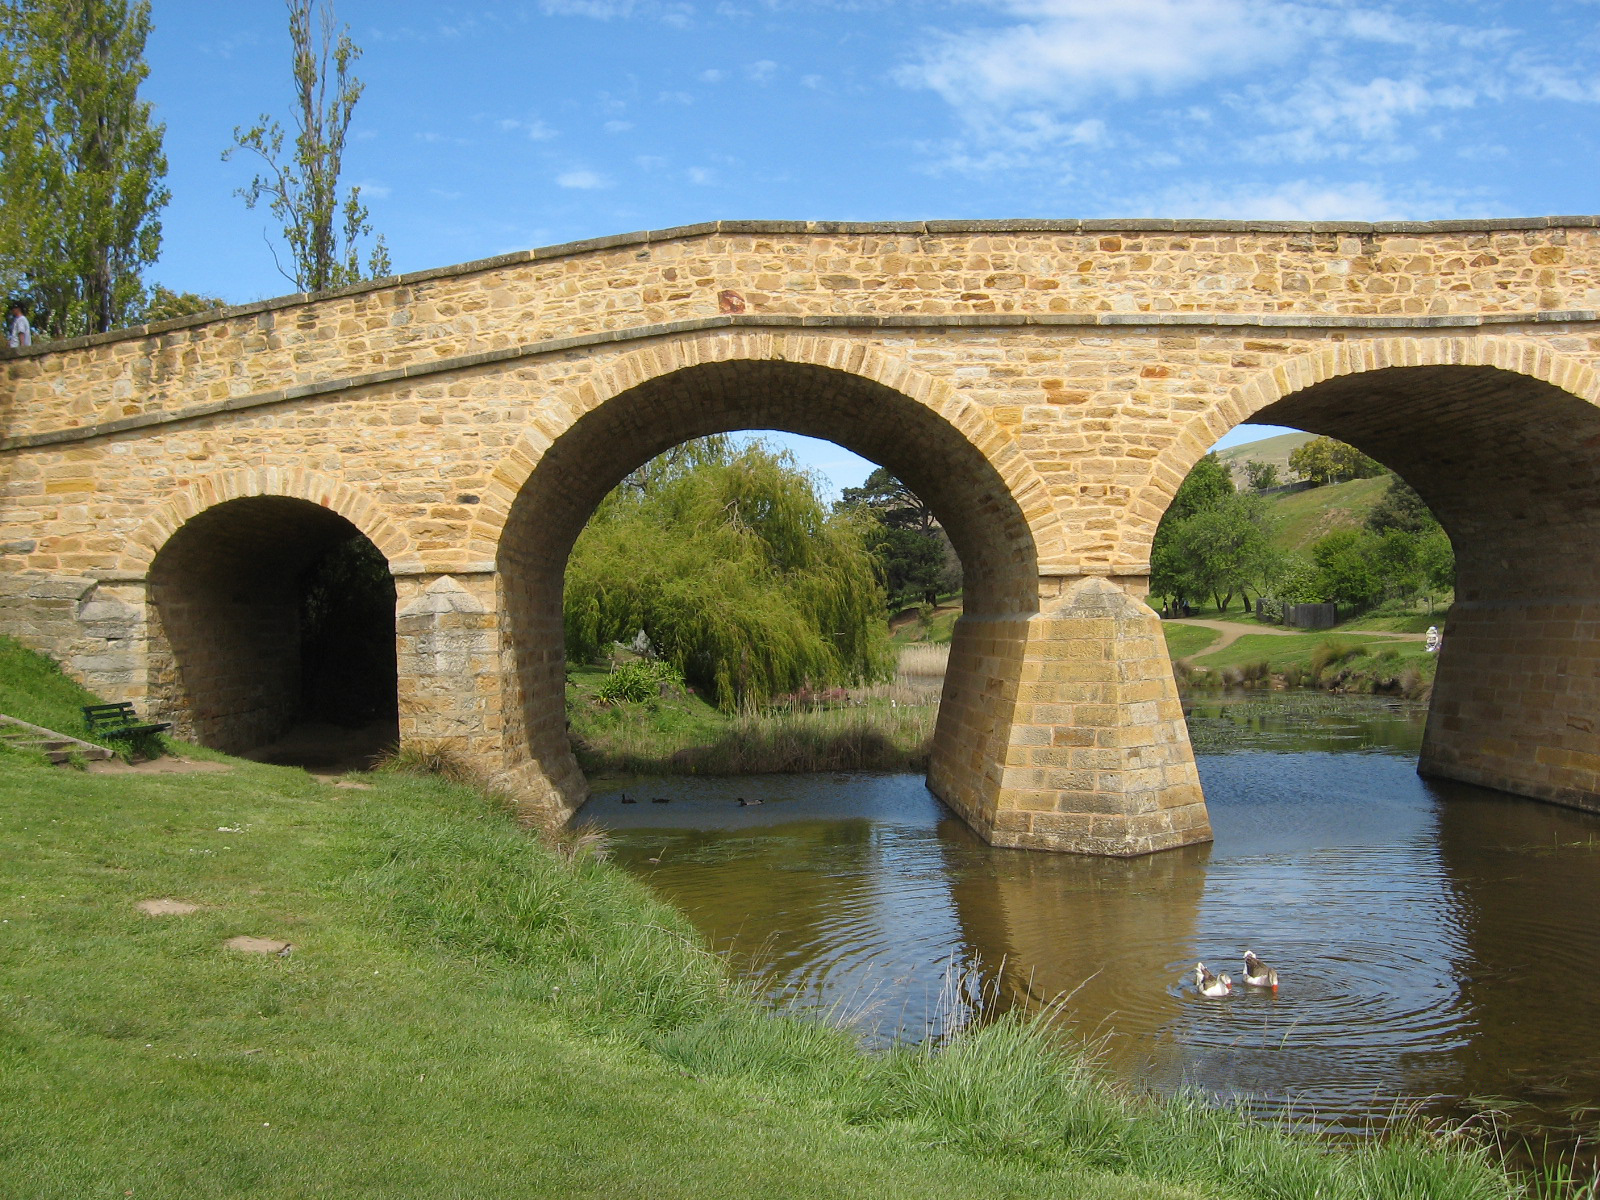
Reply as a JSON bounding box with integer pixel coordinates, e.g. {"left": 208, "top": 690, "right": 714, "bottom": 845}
{"left": 0, "top": 0, "right": 168, "bottom": 338}
{"left": 226, "top": 0, "right": 389, "bottom": 293}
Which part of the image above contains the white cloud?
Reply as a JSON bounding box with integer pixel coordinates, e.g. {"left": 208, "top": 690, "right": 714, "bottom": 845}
{"left": 197, "top": 31, "right": 261, "bottom": 59}
{"left": 1129, "top": 180, "right": 1441, "bottom": 222}
{"left": 604, "top": 120, "right": 634, "bottom": 133}
{"left": 1340, "top": 9, "right": 1437, "bottom": 49}
{"left": 687, "top": 166, "right": 717, "bottom": 185}
{"left": 538, "top": 1, "right": 638, "bottom": 16}
{"left": 557, "top": 169, "right": 610, "bottom": 189}
{"left": 354, "top": 181, "right": 392, "bottom": 200}
{"left": 899, "top": 0, "right": 1309, "bottom": 112}
{"left": 898, "top": 0, "right": 1541, "bottom": 183}
{"left": 535, "top": 0, "right": 693, "bottom": 23}
{"left": 745, "top": 59, "right": 779, "bottom": 84}
{"left": 1511, "top": 56, "right": 1600, "bottom": 103}
{"left": 636, "top": 154, "right": 668, "bottom": 170}
{"left": 496, "top": 117, "right": 558, "bottom": 141}
{"left": 699, "top": 68, "right": 726, "bottom": 83}
{"left": 1244, "top": 76, "right": 1476, "bottom": 162}
{"left": 917, "top": 111, "right": 1109, "bottom": 175}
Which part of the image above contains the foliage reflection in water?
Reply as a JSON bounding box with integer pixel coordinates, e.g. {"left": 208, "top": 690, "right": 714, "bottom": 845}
{"left": 579, "top": 692, "right": 1600, "bottom": 1157}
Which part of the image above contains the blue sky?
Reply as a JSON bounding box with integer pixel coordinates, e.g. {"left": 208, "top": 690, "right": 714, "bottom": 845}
{"left": 142, "top": 0, "right": 1600, "bottom": 491}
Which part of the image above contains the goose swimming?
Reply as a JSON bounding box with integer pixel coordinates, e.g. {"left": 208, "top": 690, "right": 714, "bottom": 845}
{"left": 1242, "top": 951, "right": 1279, "bottom": 991}
{"left": 1194, "top": 962, "right": 1232, "bottom": 997}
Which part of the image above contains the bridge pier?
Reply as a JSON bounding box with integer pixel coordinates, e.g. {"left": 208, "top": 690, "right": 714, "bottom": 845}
{"left": 1421, "top": 599, "right": 1600, "bottom": 815}
{"left": 393, "top": 572, "right": 506, "bottom": 768}
{"left": 930, "top": 576, "right": 1212, "bottom": 856}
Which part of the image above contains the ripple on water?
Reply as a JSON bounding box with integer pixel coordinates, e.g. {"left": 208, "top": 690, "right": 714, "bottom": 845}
{"left": 582, "top": 695, "right": 1600, "bottom": 1147}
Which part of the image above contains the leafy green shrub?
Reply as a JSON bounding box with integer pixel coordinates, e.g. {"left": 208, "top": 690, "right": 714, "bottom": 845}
{"left": 597, "top": 659, "right": 685, "bottom": 705}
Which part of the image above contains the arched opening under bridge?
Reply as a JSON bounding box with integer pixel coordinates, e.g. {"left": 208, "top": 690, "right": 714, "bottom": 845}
{"left": 1180, "top": 360, "right": 1600, "bottom": 814}
{"left": 496, "top": 355, "right": 1209, "bottom": 853}
{"left": 146, "top": 496, "right": 398, "bottom": 766}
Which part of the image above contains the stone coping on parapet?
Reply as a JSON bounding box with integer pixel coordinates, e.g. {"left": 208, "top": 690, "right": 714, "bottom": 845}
{"left": 1, "top": 214, "right": 1597, "bottom": 360}
{"left": 5, "top": 307, "right": 1598, "bottom": 452}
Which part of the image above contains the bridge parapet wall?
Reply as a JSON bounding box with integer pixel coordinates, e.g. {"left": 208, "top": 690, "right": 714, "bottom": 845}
{"left": 4, "top": 218, "right": 1599, "bottom": 444}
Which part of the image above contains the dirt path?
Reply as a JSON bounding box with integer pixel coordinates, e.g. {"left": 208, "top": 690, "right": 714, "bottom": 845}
{"left": 1167, "top": 618, "right": 1426, "bottom": 662}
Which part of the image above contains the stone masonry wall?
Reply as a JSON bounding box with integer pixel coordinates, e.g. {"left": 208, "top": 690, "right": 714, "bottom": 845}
{"left": 4, "top": 219, "right": 1598, "bottom": 446}
{"left": 4, "top": 218, "right": 1600, "bottom": 849}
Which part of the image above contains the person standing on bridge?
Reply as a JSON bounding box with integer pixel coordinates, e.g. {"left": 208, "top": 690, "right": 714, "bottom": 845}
{"left": 7, "top": 303, "right": 31, "bottom": 348}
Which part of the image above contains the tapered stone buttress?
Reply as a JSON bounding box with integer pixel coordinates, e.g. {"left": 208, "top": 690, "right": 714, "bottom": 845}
{"left": 394, "top": 573, "right": 507, "bottom": 771}
{"left": 1420, "top": 599, "right": 1600, "bottom": 815}
{"left": 929, "top": 576, "right": 1212, "bottom": 856}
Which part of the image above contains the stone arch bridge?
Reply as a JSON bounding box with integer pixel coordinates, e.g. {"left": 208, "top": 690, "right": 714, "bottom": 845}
{"left": 5, "top": 216, "right": 1600, "bottom": 854}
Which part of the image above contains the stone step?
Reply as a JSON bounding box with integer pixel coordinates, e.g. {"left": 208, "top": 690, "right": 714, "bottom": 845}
{"left": 0, "top": 713, "right": 115, "bottom": 763}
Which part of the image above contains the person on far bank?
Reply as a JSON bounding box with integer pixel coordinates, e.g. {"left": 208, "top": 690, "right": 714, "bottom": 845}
{"left": 7, "top": 303, "right": 31, "bottom": 348}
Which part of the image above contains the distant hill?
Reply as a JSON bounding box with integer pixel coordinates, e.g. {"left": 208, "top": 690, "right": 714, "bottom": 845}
{"left": 1268, "top": 474, "right": 1390, "bottom": 551}
{"left": 1210, "top": 431, "right": 1393, "bottom": 553}
{"left": 1213, "top": 431, "right": 1315, "bottom": 486}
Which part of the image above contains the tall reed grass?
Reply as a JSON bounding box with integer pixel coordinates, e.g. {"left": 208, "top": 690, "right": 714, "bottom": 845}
{"left": 572, "top": 644, "right": 944, "bottom": 775}
{"left": 580, "top": 704, "right": 937, "bottom": 775}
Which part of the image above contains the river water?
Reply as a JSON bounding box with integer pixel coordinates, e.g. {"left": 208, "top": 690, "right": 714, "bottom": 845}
{"left": 578, "top": 692, "right": 1600, "bottom": 1153}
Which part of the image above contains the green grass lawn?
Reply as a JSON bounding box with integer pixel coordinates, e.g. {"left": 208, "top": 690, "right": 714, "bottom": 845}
{"left": 1266, "top": 475, "right": 1392, "bottom": 552}
{"left": 568, "top": 660, "right": 730, "bottom": 751}
{"left": 565, "top": 662, "right": 935, "bottom": 775}
{"left": 1194, "top": 631, "right": 1430, "bottom": 672}
{"left": 0, "top": 638, "right": 1539, "bottom": 1199}
{"left": 3, "top": 758, "right": 1205, "bottom": 1199}
{"left": 1335, "top": 611, "right": 1441, "bottom": 634}
{"left": 1160, "top": 623, "right": 1222, "bottom": 660}
{"left": 1159, "top": 598, "right": 1444, "bottom": 636}
{"left": 891, "top": 600, "right": 963, "bottom": 645}
{"left": 0, "top": 633, "right": 102, "bottom": 745}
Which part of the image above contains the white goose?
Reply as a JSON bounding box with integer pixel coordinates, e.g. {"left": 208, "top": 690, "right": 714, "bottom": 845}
{"left": 1242, "top": 950, "right": 1279, "bottom": 991}
{"left": 1194, "top": 962, "right": 1232, "bottom": 997}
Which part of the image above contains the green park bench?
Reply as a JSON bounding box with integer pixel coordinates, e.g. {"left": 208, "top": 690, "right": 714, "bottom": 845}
{"left": 81, "top": 702, "right": 171, "bottom": 742}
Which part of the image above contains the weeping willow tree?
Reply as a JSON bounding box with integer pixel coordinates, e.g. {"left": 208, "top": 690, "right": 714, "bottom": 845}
{"left": 565, "top": 437, "right": 895, "bottom": 710}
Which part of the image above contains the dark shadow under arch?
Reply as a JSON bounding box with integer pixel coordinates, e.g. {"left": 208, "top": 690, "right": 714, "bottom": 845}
{"left": 1252, "top": 365, "right": 1600, "bottom": 605}
{"left": 495, "top": 358, "right": 1043, "bottom": 821}
{"left": 1236, "top": 363, "right": 1600, "bottom": 812}
{"left": 147, "top": 495, "right": 398, "bottom": 756}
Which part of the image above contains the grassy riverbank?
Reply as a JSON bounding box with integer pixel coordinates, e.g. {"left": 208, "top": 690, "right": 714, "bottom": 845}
{"left": 1162, "top": 611, "right": 1442, "bottom": 697}
{"left": 567, "top": 651, "right": 942, "bottom": 777}
{"left": 0, "top": 639, "right": 1555, "bottom": 1199}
